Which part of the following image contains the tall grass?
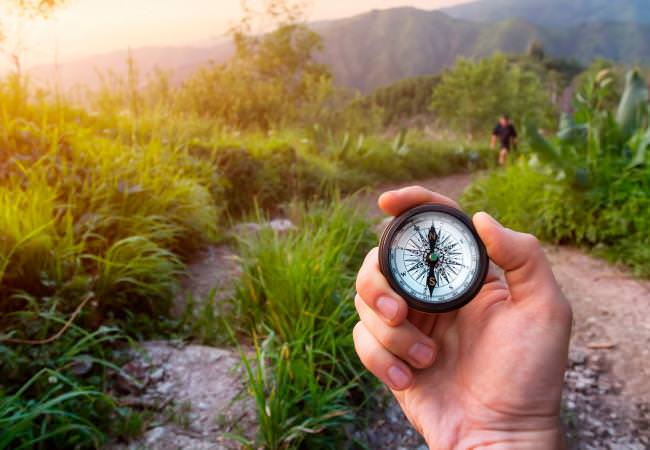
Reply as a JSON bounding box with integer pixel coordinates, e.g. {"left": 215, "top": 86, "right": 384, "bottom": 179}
{"left": 0, "top": 369, "right": 108, "bottom": 450}
{"left": 0, "top": 323, "right": 124, "bottom": 449}
{"left": 230, "top": 199, "right": 377, "bottom": 449}
{"left": 1, "top": 66, "right": 489, "bottom": 448}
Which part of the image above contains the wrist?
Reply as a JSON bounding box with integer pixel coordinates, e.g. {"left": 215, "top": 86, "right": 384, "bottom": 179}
{"left": 458, "top": 428, "right": 565, "bottom": 450}
{"left": 429, "top": 422, "right": 566, "bottom": 450}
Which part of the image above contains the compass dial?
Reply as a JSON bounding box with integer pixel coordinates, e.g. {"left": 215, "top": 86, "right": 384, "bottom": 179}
{"left": 379, "top": 204, "right": 488, "bottom": 313}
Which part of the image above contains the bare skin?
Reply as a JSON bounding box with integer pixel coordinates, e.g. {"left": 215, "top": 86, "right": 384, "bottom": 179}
{"left": 353, "top": 186, "right": 572, "bottom": 450}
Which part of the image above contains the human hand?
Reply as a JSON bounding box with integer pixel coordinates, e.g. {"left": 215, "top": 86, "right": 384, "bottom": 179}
{"left": 353, "top": 187, "right": 572, "bottom": 450}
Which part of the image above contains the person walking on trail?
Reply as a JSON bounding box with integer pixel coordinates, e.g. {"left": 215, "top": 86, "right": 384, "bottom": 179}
{"left": 491, "top": 114, "right": 518, "bottom": 166}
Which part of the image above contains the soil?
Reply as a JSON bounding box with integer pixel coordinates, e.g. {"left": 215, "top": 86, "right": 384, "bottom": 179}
{"left": 110, "top": 173, "right": 650, "bottom": 449}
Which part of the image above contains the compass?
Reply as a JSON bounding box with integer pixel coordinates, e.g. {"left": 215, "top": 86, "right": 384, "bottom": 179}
{"left": 379, "top": 204, "right": 489, "bottom": 313}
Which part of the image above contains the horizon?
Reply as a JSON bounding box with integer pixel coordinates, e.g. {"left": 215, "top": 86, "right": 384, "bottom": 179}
{"left": 0, "top": 0, "right": 472, "bottom": 73}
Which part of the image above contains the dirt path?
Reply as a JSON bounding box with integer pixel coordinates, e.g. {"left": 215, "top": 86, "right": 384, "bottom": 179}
{"left": 363, "top": 173, "right": 650, "bottom": 449}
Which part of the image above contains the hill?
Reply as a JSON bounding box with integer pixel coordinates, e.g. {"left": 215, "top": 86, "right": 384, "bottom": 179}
{"left": 28, "top": 7, "right": 650, "bottom": 92}
{"left": 316, "top": 8, "right": 650, "bottom": 90}
{"left": 444, "top": 0, "right": 650, "bottom": 28}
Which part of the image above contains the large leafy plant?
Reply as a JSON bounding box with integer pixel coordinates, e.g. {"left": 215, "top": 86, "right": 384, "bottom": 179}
{"left": 526, "top": 69, "right": 649, "bottom": 187}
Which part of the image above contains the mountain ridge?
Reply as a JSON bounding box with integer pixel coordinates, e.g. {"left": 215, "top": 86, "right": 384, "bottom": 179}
{"left": 27, "top": 6, "right": 650, "bottom": 93}
{"left": 444, "top": 0, "right": 650, "bottom": 27}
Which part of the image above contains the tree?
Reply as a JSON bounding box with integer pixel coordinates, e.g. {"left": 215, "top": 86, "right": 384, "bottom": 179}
{"left": 429, "top": 54, "right": 555, "bottom": 134}
{"left": 181, "top": 0, "right": 331, "bottom": 129}
{"left": 527, "top": 40, "right": 546, "bottom": 61}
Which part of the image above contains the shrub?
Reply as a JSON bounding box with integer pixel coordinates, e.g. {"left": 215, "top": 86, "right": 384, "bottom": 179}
{"left": 463, "top": 157, "right": 650, "bottom": 276}
{"left": 462, "top": 159, "right": 582, "bottom": 243}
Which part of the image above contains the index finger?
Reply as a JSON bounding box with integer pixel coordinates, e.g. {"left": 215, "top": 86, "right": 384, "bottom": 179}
{"left": 378, "top": 186, "right": 461, "bottom": 217}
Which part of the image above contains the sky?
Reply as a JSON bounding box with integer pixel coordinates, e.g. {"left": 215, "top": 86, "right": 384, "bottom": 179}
{"left": 0, "top": 0, "right": 472, "bottom": 71}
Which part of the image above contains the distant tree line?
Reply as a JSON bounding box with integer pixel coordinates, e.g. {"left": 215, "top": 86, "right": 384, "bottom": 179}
{"left": 361, "top": 41, "right": 593, "bottom": 134}
{"left": 361, "top": 75, "right": 441, "bottom": 125}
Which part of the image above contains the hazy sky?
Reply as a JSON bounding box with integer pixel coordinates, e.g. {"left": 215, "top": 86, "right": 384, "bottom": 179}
{"left": 0, "top": 0, "right": 472, "bottom": 71}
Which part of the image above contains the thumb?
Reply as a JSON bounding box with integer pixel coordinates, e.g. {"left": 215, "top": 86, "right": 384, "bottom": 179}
{"left": 473, "top": 212, "right": 561, "bottom": 304}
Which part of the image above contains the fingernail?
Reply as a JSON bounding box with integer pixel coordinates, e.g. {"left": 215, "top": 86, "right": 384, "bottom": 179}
{"left": 409, "top": 343, "right": 435, "bottom": 366}
{"left": 479, "top": 212, "right": 502, "bottom": 228}
{"left": 388, "top": 365, "right": 411, "bottom": 389}
{"left": 376, "top": 296, "right": 399, "bottom": 320}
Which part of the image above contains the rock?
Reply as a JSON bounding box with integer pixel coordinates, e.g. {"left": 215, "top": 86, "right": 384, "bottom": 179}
{"left": 105, "top": 342, "right": 256, "bottom": 450}
{"left": 232, "top": 218, "right": 296, "bottom": 239}
{"left": 562, "top": 345, "right": 647, "bottom": 449}
{"left": 569, "top": 347, "right": 588, "bottom": 366}
{"left": 68, "top": 355, "right": 94, "bottom": 376}
{"left": 268, "top": 219, "right": 296, "bottom": 233}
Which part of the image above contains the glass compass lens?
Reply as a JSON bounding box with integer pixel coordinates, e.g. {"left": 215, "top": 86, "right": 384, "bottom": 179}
{"left": 379, "top": 204, "right": 489, "bottom": 313}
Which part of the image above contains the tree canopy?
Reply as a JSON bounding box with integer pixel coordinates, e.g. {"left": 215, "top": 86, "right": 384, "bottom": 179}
{"left": 430, "top": 53, "right": 555, "bottom": 134}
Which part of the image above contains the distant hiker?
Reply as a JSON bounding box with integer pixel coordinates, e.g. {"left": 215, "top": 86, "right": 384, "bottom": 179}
{"left": 491, "top": 114, "right": 518, "bottom": 166}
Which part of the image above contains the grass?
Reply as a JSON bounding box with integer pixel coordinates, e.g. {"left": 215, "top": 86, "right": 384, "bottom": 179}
{"left": 229, "top": 199, "right": 377, "bottom": 449}
{"left": 0, "top": 368, "right": 108, "bottom": 450}
{"left": 0, "top": 62, "right": 491, "bottom": 447}
{"left": 0, "top": 323, "right": 125, "bottom": 449}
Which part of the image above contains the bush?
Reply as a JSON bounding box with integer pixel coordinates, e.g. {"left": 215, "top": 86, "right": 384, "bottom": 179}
{"left": 463, "top": 157, "right": 650, "bottom": 277}
{"left": 462, "top": 159, "right": 583, "bottom": 242}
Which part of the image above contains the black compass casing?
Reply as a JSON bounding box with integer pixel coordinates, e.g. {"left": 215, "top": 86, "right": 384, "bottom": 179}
{"left": 379, "top": 204, "right": 489, "bottom": 314}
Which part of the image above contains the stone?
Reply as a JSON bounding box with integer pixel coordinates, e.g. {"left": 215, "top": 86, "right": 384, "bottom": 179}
{"left": 104, "top": 342, "right": 255, "bottom": 450}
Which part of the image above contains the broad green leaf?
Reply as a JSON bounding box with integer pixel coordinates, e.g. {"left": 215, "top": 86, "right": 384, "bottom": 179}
{"left": 616, "top": 70, "right": 649, "bottom": 139}
{"left": 526, "top": 122, "right": 562, "bottom": 165}
{"left": 627, "top": 127, "right": 650, "bottom": 168}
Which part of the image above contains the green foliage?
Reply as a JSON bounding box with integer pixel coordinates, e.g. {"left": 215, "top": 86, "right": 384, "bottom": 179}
{"left": 90, "top": 237, "right": 183, "bottom": 317}
{"left": 230, "top": 200, "right": 376, "bottom": 448}
{"left": 0, "top": 369, "right": 107, "bottom": 450}
{"left": 463, "top": 160, "right": 583, "bottom": 242}
{"left": 430, "top": 54, "right": 555, "bottom": 134}
{"left": 527, "top": 69, "right": 649, "bottom": 185}
{"left": 0, "top": 323, "right": 125, "bottom": 449}
{"left": 364, "top": 75, "right": 441, "bottom": 125}
{"left": 182, "top": 22, "right": 330, "bottom": 130}
{"left": 466, "top": 69, "right": 650, "bottom": 277}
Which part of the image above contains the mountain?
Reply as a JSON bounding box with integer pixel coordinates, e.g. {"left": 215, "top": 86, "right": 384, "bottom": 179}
{"left": 444, "top": 0, "right": 650, "bottom": 28}
{"left": 316, "top": 7, "right": 650, "bottom": 91}
{"left": 28, "top": 6, "right": 650, "bottom": 93}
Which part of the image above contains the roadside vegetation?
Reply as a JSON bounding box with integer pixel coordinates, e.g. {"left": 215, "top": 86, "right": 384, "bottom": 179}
{"left": 464, "top": 68, "right": 650, "bottom": 276}
{"left": 0, "top": 1, "right": 648, "bottom": 448}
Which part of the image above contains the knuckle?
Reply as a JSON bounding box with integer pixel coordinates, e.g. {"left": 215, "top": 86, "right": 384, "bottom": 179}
{"left": 355, "top": 273, "right": 375, "bottom": 300}
{"left": 379, "top": 328, "right": 403, "bottom": 352}
{"left": 520, "top": 233, "right": 541, "bottom": 252}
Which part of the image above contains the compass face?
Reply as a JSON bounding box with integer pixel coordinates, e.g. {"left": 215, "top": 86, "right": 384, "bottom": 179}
{"left": 379, "top": 204, "right": 488, "bottom": 313}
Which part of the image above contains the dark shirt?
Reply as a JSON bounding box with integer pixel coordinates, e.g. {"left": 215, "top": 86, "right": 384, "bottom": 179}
{"left": 493, "top": 123, "right": 517, "bottom": 150}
